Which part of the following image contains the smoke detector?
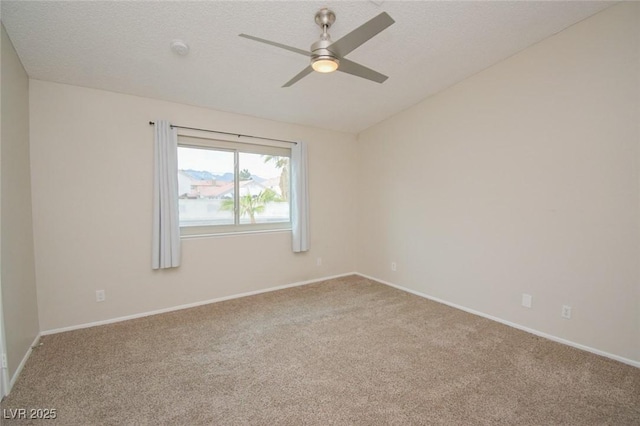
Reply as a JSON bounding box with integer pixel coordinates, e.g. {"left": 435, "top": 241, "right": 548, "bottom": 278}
{"left": 170, "top": 40, "right": 190, "bottom": 56}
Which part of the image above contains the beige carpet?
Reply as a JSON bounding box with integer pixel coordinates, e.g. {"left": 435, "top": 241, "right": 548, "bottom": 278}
{"left": 2, "top": 275, "right": 639, "bottom": 425}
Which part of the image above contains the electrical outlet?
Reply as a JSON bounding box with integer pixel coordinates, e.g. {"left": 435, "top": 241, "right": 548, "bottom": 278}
{"left": 316, "top": 257, "right": 322, "bottom": 266}
{"left": 96, "top": 290, "right": 106, "bottom": 302}
{"left": 561, "top": 305, "right": 572, "bottom": 319}
{"left": 521, "top": 293, "right": 532, "bottom": 308}
{"left": 391, "top": 262, "right": 397, "bottom": 272}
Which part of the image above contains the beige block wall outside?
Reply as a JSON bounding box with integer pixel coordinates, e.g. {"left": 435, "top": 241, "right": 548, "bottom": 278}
{"left": 29, "top": 80, "right": 358, "bottom": 331}
{"left": 1, "top": 23, "right": 40, "bottom": 378}
{"left": 356, "top": 3, "right": 640, "bottom": 362}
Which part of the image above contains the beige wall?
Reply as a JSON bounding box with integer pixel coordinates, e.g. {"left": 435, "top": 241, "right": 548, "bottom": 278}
{"left": 357, "top": 2, "right": 640, "bottom": 362}
{"left": 29, "top": 80, "right": 358, "bottom": 331}
{"left": 0, "top": 23, "right": 40, "bottom": 378}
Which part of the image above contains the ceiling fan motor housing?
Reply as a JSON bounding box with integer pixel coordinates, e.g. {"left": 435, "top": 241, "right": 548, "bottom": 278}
{"left": 311, "top": 38, "right": 339, "bottom": 62}
{"left": 311, "top": 8, "right": 339, "bottom": 68}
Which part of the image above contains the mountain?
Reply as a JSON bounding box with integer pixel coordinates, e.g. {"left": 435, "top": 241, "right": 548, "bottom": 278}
{"left": 181, "top": 169, "right": 265, "bottom": 183}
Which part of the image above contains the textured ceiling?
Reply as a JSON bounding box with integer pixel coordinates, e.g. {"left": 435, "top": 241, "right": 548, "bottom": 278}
{"left": 1, "top": 1, "right": 613, "bottom": 134}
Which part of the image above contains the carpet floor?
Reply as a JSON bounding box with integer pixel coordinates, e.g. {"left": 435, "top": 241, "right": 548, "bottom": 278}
{"left": 2, "top": 275, "right": 639, "bottom": 425}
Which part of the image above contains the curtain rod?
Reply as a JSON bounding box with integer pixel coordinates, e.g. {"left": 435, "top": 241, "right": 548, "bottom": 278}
{"left": 148, "top": 121, "right": 298, "bottom": 145}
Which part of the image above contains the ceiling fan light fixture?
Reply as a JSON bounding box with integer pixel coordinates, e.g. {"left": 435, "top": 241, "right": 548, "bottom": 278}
{"left": 240, "top": 8, "right": 394, "bottom": 86}
{"left": 311, "top": 56, "right": 339, "bottom": 73}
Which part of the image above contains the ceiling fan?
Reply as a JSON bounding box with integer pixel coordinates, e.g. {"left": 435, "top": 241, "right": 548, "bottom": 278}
{"left": 239, "top": 8, "right": 395, "bottom": 87}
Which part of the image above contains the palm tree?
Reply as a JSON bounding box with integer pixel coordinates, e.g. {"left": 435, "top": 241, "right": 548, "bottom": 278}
{"left": 220, "top": 188, "right": 280, "bottom": 224}
{"left": 239, "top": 168, "right": 252, "bottom": 180}
{"left": 263, "top": 155, "right": 289, "bottom": 201}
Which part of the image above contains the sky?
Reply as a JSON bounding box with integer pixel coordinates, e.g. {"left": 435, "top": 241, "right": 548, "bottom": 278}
{"left": 178, "top": 147, "right": 283, "bottom": 178}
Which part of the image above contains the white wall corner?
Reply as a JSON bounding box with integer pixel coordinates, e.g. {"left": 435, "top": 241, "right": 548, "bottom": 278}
{"left": 7, "top": 334, "right": 41, "bottom": 395}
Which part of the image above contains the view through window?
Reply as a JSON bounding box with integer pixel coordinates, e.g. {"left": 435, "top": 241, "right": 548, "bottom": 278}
{"left": 177, "top": 141, "right": 291, "bottom": 234}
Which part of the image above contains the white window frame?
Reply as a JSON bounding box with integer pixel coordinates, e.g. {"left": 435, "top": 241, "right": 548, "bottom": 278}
{"left": 177, "top": 135, "right": 292, "bottom": 237}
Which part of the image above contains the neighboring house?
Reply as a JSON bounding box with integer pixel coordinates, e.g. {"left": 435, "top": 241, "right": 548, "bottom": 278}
{"left": 179, "top": 169, "right": 228, "bottom": 199}
{"left": 179, "top": 171, "right": 221, "bottom": 198}
{"left": 188, "top": 180, "right": 218, "bottom": 198}
{"left": 178, "top": 170, "right": 195, "bottom": 197}
{"left": 195, "top": 181, "right": 234, "bottom": 199}
{"left": 261, "top": 177, "right": 282, "bottom": 195}
{"left": 217, "top": 180, "right": 273, "bottom": 198}
{"left": 179, "top": 169, "right": 277, "bottom": 199}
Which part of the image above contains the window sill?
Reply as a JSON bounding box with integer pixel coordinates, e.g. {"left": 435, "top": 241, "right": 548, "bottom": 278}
{"left": 180, "top": 228, "right": 292, "bottom": 240}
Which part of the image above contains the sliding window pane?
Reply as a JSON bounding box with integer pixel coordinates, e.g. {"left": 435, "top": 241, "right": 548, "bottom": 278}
{"left": 238, "top": 152, "right": 290, "bottom": 225}
{"left": 177, "top": 146, "right": 235, "bottom": 227}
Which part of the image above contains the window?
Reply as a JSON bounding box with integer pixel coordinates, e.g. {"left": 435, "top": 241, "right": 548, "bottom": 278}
{"left": 177, "top": 136, "right": 291, "bottom": 236}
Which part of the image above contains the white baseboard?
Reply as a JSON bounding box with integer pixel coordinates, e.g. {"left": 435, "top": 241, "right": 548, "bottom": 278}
{"left": 357, "top": 273, "right": 640, "bottom": 369}
{"left": 9, "top": 270, "right": 638, "bottom": 399}
{"left": 35, "top": 271, "right": 640, "bottom": 370}
{"left": 8, "top": 334, "right": 41, "bottom": 393}
{"left": 41, "top": 272, "right": 357, "bottom": 336}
